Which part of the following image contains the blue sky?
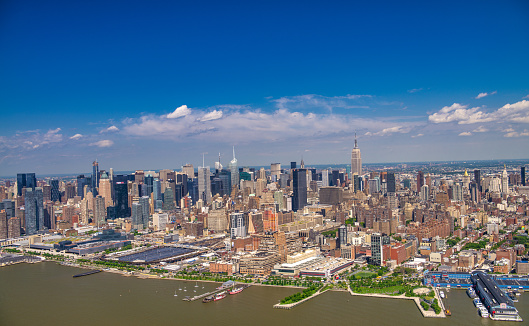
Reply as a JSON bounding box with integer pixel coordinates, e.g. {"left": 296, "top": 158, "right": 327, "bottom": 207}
{"left": 1, "top": 0, "right": 529, "bottom": 175}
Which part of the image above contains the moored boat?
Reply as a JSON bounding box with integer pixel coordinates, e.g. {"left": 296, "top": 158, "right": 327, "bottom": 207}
{"left": 229, "top": 287, "right": 244, "bottom": 295}
{"left": 214, "top": 291, "right": 227, "bottom": 301}
{"left": 203, "top": 295, "right": 214, "bottom": 303}
{"left": 439, "top": 290, "right": 445, "bottom": 299}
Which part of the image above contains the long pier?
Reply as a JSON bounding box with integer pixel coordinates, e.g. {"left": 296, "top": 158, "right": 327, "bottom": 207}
{"left": 73, "top": 270, "right": 102, "bottom": 278}
{"left": 183, "top": 284, "right": 251, "bottom": 302}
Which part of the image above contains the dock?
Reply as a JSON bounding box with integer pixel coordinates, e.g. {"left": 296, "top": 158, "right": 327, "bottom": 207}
{"left": 182, "top": 284, "right": 251, "bottom": 302}
{"left": 73, "top": 270, "right": 102, "bottom": 278}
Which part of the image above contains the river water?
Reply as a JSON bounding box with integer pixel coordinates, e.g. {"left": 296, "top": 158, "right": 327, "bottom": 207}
{"left": 0, "top": 262, "right": 527, "bottom": 326}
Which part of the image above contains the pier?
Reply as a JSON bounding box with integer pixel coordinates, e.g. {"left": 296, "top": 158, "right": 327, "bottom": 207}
{"left": 73, "top": 270, "right": 102, "bottom": 278}
{"left": 273, "top": 287, "right": 330, "bottom": 309}
{"left": 182, "top": 283, "right": 251, "bottom": 302}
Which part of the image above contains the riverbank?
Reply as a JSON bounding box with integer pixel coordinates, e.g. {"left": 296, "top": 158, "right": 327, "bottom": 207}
{"left": 347, "top": 285, "right": 446, "bottom": 318}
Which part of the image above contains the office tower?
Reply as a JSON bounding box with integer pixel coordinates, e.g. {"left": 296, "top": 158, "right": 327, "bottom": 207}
{"left": 387, "top": 172, "right": 396, "bottom": 193}
{"left": 229, "top": 147, "right": 239, "bottom": 190}
{"left": 216, "top": 170, "right": 231, "bottom": 197}
{"left": 353, "top": 174, "right": 361, "bottom": 192}
{"left": 42, "top": 184, "right": 51, "bottom": 202}
{"left": 292, "top": 169, "right": 307, "bottom": 212}
{"left": 188, "top": 178, "right": 199, "bottom": 204}
{"left": 462, "top": 169, "right": 471, "bottom": 189}
{"left": 139, "top": 196, "right": 149, "bottom": 228}
{"left": 153, "top": 179, "right": 162, "bottom": 210}
{"left": 501, "top": 166, "right": 509, "bottom": 194}
{"left": 113, "top": 181, "right": 130, "bottom": 219}
{"left": 522, "top": 166, "right": 526, "bottom": 186}
{"left": 338, "top": 224, "right": 347, "bottom": 248}
{"left": 271, "top": 163, "right": 281, "bottom": 180}
{"left": 415, "top": 171, "right": 423, "bottom": 192}
{"left": 93, "top": 196, "right": 106, "bottom": 226}
{"left": 182, "top": 164, "right": 194, "bottom": 178}
{"left": 8, "top": 217, "right": 21, "bottom": 238}
{"left": 92, "top": 161, "right": 99, "bottom": 195}
{"left": 176, "top": 173, "right": 188, "bottom": 197}
{"left": 452, "top": 183, "right": 463, "bottom": 201}
{"left": 65, "top": 183, "right": 76, "bottom": 199}
{"left": 79, "top": 198, "right": 89, "bottom": 224}
{"left": 470, "top": 182, "right": 480, "bottom": 203}
{"left": 76, "top": 175, "right": 90, "bottom": 199}
{"left": 131, "top": 203, "right": 143, "bottom": 229}
{"left": 162, "top": 187, "right": 175, "bottom": 211}
{"left": 290, "top": 162, "right": 296, "bottom": 169}
{"left": 474, "top": 169, "right": 481, "bottom": 191}
{"left": 230, "top": 212, "right": 246, "bottom": 238}
{"left": 17, "top": 173, "right": 36, "bottom": 197}
{"left": 321, "top": 169, "right": 329, "bottom": 187}
{"left": 25, "top": 187, "right": 44, "bottom": 235}
{"left": 1, "top": 200, "right": 16, "bottom": 220}
{"left": 0, "top": 210, "right": 7, "bottom": 240}
{"left": 98, "top": 172, "right": 113, "bottom": 208}
{"left": 351, "top": 134, "right": 362, "bottom": 176}
{"left": 143, "top": 175, "right": 153, "bottom": 197}
{"left": 331, "top": 170, "right": 340, "bottom": 187}
{"left": 50, "top": 179, "right": 60, "bottom": 203}
{"left": 198, "top": 166, "right": 212, "bottom": 204}
{"left": 420, "top": 185, "right": 429, "bottom": 201}
{"left": 371, "top": 233, "right": 390, "bottom": 266}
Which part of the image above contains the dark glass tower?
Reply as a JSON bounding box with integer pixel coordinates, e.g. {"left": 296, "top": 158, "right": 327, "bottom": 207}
{"left": 474, "top": 169, "right": 481, "bottom": 191}
{"left": 387, "top": 172, "right": 396, "bottom": 193}
{"left": 521, "top": 166, "right": 526, "bottom": 186}
{"left": 92, "top": 161, "right": 99, "bottom": 196}
{"left": 292, "top": 169, "right": 307, "bottom": 212}
{"left": 17, "top": 173, "right": 36, "bottom": 196}
{"left": 25, "top": 187, "right": 44, "bottom": 235}
{"left": 113, "top": 182, "right": 130, "bottom": 219}
{"left": 50, "top": 179, "right": 61, "bottom": 202}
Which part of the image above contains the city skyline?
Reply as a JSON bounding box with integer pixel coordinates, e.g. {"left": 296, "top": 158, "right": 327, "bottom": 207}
{"left": 1, "top": 1, "right": 529, "bottom": 175}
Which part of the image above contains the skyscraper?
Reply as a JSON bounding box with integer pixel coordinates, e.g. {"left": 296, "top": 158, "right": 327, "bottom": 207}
{"left": 351, "top": 134, "right": 362, "bottom": 176}
{"left": 92, "top": 161, "right": 99, "bottom": 195}
{"left": 417, "top": 171, "right": 424, "bottom": 192}
{"left": 198, "top": 166, "right": 212, "bottom": 204}
{"left": 139, "top": 196, "right": 150, "bottom": 229}
{"left": 387, "top": 172, "right": 396, "bottom": 193}
{"left": 322, "top": 169, "right": 329, "bottom": 187}
{"left": 24, "top": 187, "right": 44, "bottom": 235}
{"left": 230, "top": 212, "right": 246, "bottom": 238}
{"left": 292, "top": 169, "right": 307, "bottom": 212}
{"left": 338, "top": 224, "right": 347, "bottom": 248}
{"left": 153, "top": 179, "right": 162, "bottom": 210}
{"left": 98, "top": 172, "right": 113, "bottom": 208}
{"left": 229, "top": 147, "right": 239, "bottom": 190}
{"left": 17, "top": 173, "right": 36, "bottom": 197}
{"left": 93, "top": 195, "right": 106, "bottom": 227}
{"left": 474, "top": 169, "right": 481, "bottom": 191}
{"left": 50, "top": 179, "right": 60, "bottom": 203}
{"left": 77, "top": 175, "right": 90, "bottom": 199}
{"left": 113, "top": 181, "right": 130, "bottom": 219}
{"left": 522, "top": 166, "right": 526, "bottom": 186}
{"left": 501, "top": 165, "right": 509, "bottom": 194}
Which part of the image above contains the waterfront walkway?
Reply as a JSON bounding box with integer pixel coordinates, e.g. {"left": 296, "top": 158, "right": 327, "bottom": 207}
{"left": 347, "top": 286, "right": 445, "bottom": 318}
{"left": 273, "top": 287, "right": 330, "bottom": 309}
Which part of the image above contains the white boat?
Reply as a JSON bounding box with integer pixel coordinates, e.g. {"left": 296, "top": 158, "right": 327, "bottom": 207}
{"left": 479, "top": 307, "right": 489, "bottom": 318}
{"left": 440, "top": 291, "right": 445, "bottom": 299}
{"left": 174, "top": 290, "right": 178, "bottom": 297}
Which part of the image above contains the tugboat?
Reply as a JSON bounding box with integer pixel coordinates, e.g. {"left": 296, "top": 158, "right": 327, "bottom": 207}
{"left": 214, "top": 291, "right": 227, "bottom": 301}
{"left": 202, "top": 295, "right": 214, "bottom": 303}
{"left": 229, "top": 287, "right": 244, "bottom": 295}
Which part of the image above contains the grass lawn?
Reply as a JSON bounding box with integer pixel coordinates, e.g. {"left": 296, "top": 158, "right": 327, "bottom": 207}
{"left": 354, "top": 271, "right": 376, "bottom": 279}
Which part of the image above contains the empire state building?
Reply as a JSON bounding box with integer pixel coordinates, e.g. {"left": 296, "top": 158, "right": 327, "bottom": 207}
{"left": 351, "top": 134, "right": 362, "bottom": 175}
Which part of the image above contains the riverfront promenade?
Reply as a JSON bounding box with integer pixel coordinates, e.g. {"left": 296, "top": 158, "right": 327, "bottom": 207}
{"left": 273, "top": 287, "right": 330, "bottom": 309}
{"left": 347, "top": 285, "right": 446, "bottom": 318}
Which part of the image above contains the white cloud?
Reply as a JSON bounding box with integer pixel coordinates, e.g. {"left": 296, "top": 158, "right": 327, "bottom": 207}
{"left": 100, "top": 125, "right": 119, "bottom": 133}
{"left": 167, "top": 105, "right": 191, "bottom": 119}
{"left": 0, "top": 128, "right": 63, "bottom": 152}
{"left": 504, "top": 129, "right": 529, "bottom": 138}
{"left": 364, "top": 126, "right": 411, "bottom": 136}
{"left": 523, "top": 94, "right": 529, "bottom": 99}
{"left": 459, "top": 132, "right": 472, "bottom": 136}
{"left": 472, "top": 126, "right": 488, "bottom": 133}
{"left": 475, "top": 91, "right": 496, "bottom": 99}
{"left": 90, "top": 140, "right": 114, "bottom": 147}
{"left": 428, "top": 100, "right": 529, "bottom": 124}
{"left": 273, "top": 94, "right": 373, "bottom": 112}
{"left": 70, "top": 133, "right": 83, "bottom": 140}
{"left": 198, "top": 110, "right": 223, "bottom": 122}
{"left": 408, "top": 88, "right": 423, "bottom": 93}
{"left": 411, "top": 133, "right": 424, "bottom": 138}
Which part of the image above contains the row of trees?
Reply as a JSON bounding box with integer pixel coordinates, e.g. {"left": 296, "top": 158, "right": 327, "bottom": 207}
{"left": 279, "top": 285, "right": 321, "bottom": 305}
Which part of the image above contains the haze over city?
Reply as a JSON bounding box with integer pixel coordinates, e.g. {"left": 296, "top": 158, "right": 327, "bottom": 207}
{"left": 1, "top": 1, "right": 529, "bottom": 175}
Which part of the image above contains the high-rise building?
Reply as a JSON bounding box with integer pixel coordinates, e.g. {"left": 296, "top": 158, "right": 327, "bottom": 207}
{"left": 143, "top": 176, "right": 153, "bottom": 197}
{"left": 198, "top": 166, "right": 212, "bottom": 204}
{"left": 98, "top": 172, "right": 113, "bottom": 208}
{"left": 271, "top": 163, "right": 281, "bottom": 181}
{"left": 182, "top": 164, "right": 194, "bottom": 178}
{"left": 139, "top": 196, "right": 150, "bottom": 228}
{"left": 80, "top": 198, "right": 89, "bottom": 224}
{"left": 131, "top": 203, "right": 143, "bottom": 229}
{"left": 417, "top": 171, "right": 424, "bottom": 192}
{"left": 387, "top": 172, "right": 396, "bottom": 193}
{"left": 338, "top": 224, "right": 347, "bottom": 248}
{"left": 292, "top": 169, "right": 307, "bottom": 212}
{"left": 112, "top": 181, "right": 130, "bottom": 219}
{"left": 371, "top": 233, "right": 389, "bottom": 266}
{"left": 162, "top": 187, "right": 175, "bottom": 211}
{"left": 93, "top": 195, "right": 106, "bottom": 226}
{"left": 92, "top": 161, "right": 99, "bottom": 195}
{"left": 420, "top": 185, "right": 429, "bottom": 201}
{"left": 501, "top": 166, "right": 509, "bottom": 194}
{"left": 77, "top": 175, "right": 90, "bottom": 199}
{"left": 452, "top": 183, "right": 463, "bottom": 201}
{"left": 230, "top": 212, "right": 246, "bottom": 238}
{"left": 24, "top": 187, "right": 44, "bottom": 235}
{"left": 290, "top": 162, "right": 296, "bottom": 169}
{"left": 17, "top": 173, "right": 36, "bottom": 197}
{"left": 474, "top": 169, "right": 481, "bottom": 191}
{"left": 351, "top": 134, "right": 362, "bottom": 176}
{"left": 522, "top": 166, "right": 526, "bottom": 186}
{"left": 50, "top": 179, "right": 60, "bottom": 203}
{"left": 0, "top": 210, "right": 7, "bottom": 240}
{"left": 229, "top": 147, "right": 239, "bottom": 190}
{"left": 462, "top": 169, "right": 471, "bottom": 190}
{"left": 8, "top": 217, "right": 21, "bottom": 239}
{"left": 153, "top": 179, "right": 162, "bottom": 210}
{"left": 322, "top": 169, "right": 329, "bottom": 187}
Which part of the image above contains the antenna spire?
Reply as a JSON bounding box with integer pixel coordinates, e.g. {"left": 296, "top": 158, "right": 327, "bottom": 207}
{"left": 354, "top": 132, "right": 358, "bottom": 148}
